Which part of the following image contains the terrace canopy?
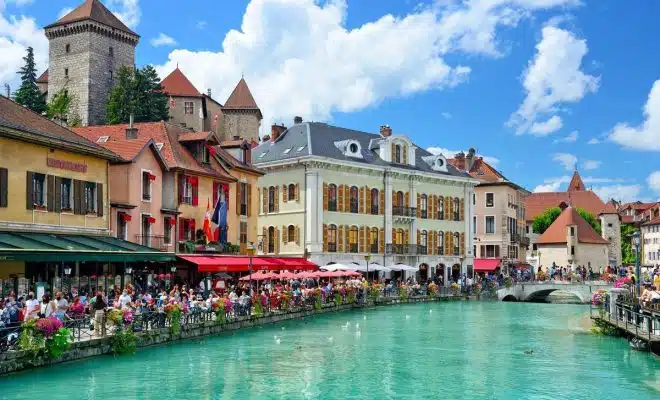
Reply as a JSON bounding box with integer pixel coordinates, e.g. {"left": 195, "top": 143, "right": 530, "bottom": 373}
{"left": 178, "top": 255, "right": 318, "bottom": 273}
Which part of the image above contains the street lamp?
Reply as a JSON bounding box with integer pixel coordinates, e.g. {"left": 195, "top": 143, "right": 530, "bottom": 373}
{"left": 631, "top": 230, "right": 641, "bottom": 294}
{"left": 170, "top": 265, "right": 177, "bottom": 273}
{"left": 364, "top": 254, "right": 371, "bottom": 281}
{"left": 64, "top": 266, "right": 72, "bottom": 276}
{"left": 246, "top": 242, "right": 256, "bottom": 296}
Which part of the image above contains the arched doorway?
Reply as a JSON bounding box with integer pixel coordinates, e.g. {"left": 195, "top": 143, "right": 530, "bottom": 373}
{"left": 418, "top": 263, "right": 429, "bottom": 282}
{"left": 436, "top": 264, "right": 445, "bottom": 285}
{"left": 451, "top": 264, "right": 461, "bottom": 283}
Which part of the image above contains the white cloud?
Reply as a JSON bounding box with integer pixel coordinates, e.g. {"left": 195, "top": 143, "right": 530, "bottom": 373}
{"left": 529, "top": 115, "right": 563, "bottom": 136}
{"left": 508, "top": 24, "right": 599, "bottom": 135}
{"left": 107, "top": 0, "right": 140, "bottom": 29}
{"left": 533, "top": 176, "right": 570, "bottom": 192}
{"left": 608, "top": 79, "right": 660, "bottom": 151}
{"left": 587, "top": 137, "right": 600, "bottom": 144}
{"left": 155, "top": 0, "right": 579, "bottom": 133}
{"left": 583, "top": 160, "right": 601, "bottom": 170}
{"left": 151, "top": 33, "right": 177, "bottom": 47}
{"left": 554, "top": 130, "right": 578, "bottom": 143}
{"left": 648, "top": 171, "right": 660, "bottom": 193}
{"left": 427, "top": 147, "right": 500, "bottom": 167}
{"left": 196, "top": 21, "right": 207, "bottom": 30}
{"left": 441, "top": 112, "right": 452, "bottom": 119}
{"left": 592, "top": 185, "right": 642, "bottom": 204}
{"left": 552, "top": 152, "right": 577, "bottom": 171}
{"left": 57, "top": 7, "right": 73, "bottom": 19}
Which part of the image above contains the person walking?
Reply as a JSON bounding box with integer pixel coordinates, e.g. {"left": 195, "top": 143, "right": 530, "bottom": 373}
{"left": 92, "top": 293, "right": 107, "bottom": 337}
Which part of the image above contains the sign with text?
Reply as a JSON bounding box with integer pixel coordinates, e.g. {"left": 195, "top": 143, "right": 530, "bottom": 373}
{"left": 47, "top": 157, "right": 88, "bottom": 173}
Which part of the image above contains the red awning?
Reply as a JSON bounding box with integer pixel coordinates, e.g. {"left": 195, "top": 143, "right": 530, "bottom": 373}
{"left": 178, "top": 255, "right": 318, "bottom": 273}
{"left": 474, "top": 258, "right": 501, "bottom": 272}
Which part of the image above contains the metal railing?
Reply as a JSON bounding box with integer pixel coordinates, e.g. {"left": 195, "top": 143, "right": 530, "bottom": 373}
{"left": 591, "top": 301, "right": 660, "bottom": 343}
{"left": 386, "top": 243, "right": 421, "bottom": 255}
{"left": 135, "top": 234, "right": 169, "bottom": 250}
{"left": 392, "top": 206, "right": 417, "bottom": 217}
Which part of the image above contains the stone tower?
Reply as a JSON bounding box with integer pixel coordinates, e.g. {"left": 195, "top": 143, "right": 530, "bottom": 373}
{"left": 599, "top": 201, "right": 621, "bottom": 267}
{"left": 222, "top": 78, "right": 262, "bottom": 142}
{"left": 44, "top": 0, "right": 139, "bottom": 126}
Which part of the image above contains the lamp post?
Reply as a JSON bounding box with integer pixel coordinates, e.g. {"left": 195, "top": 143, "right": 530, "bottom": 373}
{"left": 246, "top": 242, "right": 256, "bottom": 296}
{"left": 125, "top": 265, "right": 133, "bottom": 289}
{"left": 631, "top": 230, "right": 641, "bottom": 294}
{"left": 364, "top": 254, "right": 371, "bottom": 281}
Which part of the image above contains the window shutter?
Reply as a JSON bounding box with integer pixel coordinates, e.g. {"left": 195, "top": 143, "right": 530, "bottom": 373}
{"left": 460, "top": 232, "right": 465, "bottom": 255}
{"left": 323, "top": 183, "right": 328, "bottom": 211}
{"left": 96, "top": 183, "right": 104, "bottom": 216}
{"left": 392, "top": 228, "right": 396, "bottom": 245}
{"left": 275, "top": 227, "right": 280, "bottom": 254}
{"left": 46, "top": 175, "right": 55, "bottom": 212}
{"left": 359, "top": 187, "right": 365, "bottom": 213}
{"left": 262, "top": 226, "right": 268, "bottom": 252}
{"left": 404, "top": 192, "right": 409, "bottom": 208}
{"left": 365, "top": 188, "right": 371, "bottom": 214}
{"left": 404, "top": 229, "right": 409, "bottom": 245}
{"left": 338, "top": 184, "right": 344, "bottom": 212}
{"left": 460, "top": 198, "right": 465, "bottom": 221}
{"left": 54, "top": 177, "right": 62, "bottom": 212}
{"left": 392, "top": 190, "right": 396, "bottom": 207}
{"left": 179, "top": 218, "right": 186, "bottom": 241}
{"left": 380, "top": 191, "right": 384, "bottom": 215}
{"left": 379, "top": 228, "right": 385, "bottom": 253}
{"left": 323, "top": 224, "right": 328, "bottom": 252}
{"left": 0, "top": 167, "right": 7, "bottom": 207}
{"left": 73, "top": 180, "right": 82, "bottom": 215}
{"left": 416, "top": 193, "right": 421, "bottom": 218}
{"left": 402, "top": 144, "right": 408, "bottom": 164}
{"left": 391, "top": 143, "right": 396, "bottom": 161}
{"left": 262, "top": 187, "right": 268, "bottom": 214}
{"left": 282, "top": 225, "right": 288, "bottom": 243}
{"left": 431, "top": 231, "right": 436, "bottom": 255}
{"left": 344, "top": 185, "right": 350, "bottom": 213}
{"left": 26, "top": 171, "right": 34, "bottom": 210}
{"left": 446, "top": 232, "right": 451, "bottom": 255}
{"left": 247, "top": 184, "right": 252, "bottom": 217}
{"left": 495, "top": 245, "right": 500, "bottom": 258}
{"left": 359, "top": 227, "right": 365, "bottom": 253}
{"left": 235, "top": 183, "right": 241, "bottom": 215}
{"left": 416, "top": 229, "right": 420, "bottom": 248}
{"left": 282, "top": 184, "right": 288, "bottom": 203}
{"left": 295, "top": 183, "right": 299, "bottom": 202}
{"left": 444, "top": 197, "right": 450, "bottom": 220}
{"left": 213, "top": 182, "right": 219, "bottom": 206}
{"left": 274, "top": 186, "right": 279, "bottom": 212}
{"left": 192, "top": 180, "right": 199, "bottom": 206}
{"left": 295, "top": 225, "right": 300, "bottom": 245}
{"left": 429, "top": 195, "right": 434, "bottom": 220}
{"left": 178, "top": 174, "right": 184, "bottom": 203}
{"left": 338, "top": 225, "right": 344, "bottom": 252}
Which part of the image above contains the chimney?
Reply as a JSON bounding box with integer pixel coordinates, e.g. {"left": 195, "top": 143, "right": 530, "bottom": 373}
{"left": 271, "top": 124, "right": 286, "bottom": 142}
{"left": 465, "top": 148, "right": 476, "bottom": 170}
{"left": 379, "top": 124, "right": 392, "bottom": 137}
{"left": 125, "top": 114, "right": 138, "bottom": 140}
{"left": 262, "top": 134, "right": 271, "bottom": 142}
{"left": 454, "top": 151, "right": 465, "bottom": 170}
{"left": 294, "top": 116, "right": 303, "bottom": 124}
{"left": 207, "top": 88, "right": 212, "bottom": 97}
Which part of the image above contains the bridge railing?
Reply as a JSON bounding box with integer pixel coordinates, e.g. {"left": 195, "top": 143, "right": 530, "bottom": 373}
{"left": 591, "top": 302, "right": 660, "bottom": 342}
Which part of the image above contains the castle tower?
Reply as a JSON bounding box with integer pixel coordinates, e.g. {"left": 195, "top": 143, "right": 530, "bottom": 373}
{"left": 599, "top": 201, "right": 622, "bottom": 267}
{"left": 44, "top": 0, "right": 139, "bottom": 126}
{"left": 567, "top": 169, "right": 586, "bottom": 192}
{"left": 222, "top": 78, "right": 262, "bottom": 142}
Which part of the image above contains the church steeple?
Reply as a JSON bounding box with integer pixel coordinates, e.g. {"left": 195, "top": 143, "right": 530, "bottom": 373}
{"left": 567, "top": 169, "right": 586, "bottom": 192}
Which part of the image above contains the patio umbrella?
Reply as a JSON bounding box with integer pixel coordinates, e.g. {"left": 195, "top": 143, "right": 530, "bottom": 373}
{"left": 277, "top": 271, "right": 296, "bottom": 280}
{"left": 389, "top": 264, "right": 418, "bottom": 271}
{"left": 294, "top": 271, "right": 315, "bottom": 279}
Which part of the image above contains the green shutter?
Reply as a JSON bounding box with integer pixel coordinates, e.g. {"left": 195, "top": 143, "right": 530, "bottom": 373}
{"left": 73, "top": 180, "right": 83, "bottom": 215}
{"left": 26, "top": 171, "right": 34, "bottom": 210}
{"left": 96, "top": 183, "right": 104, "bottom": 217}
{"left": 0, "top": 168, "right": 7, "bottom": 207}
{"left": 47, "top": 175, "right": 55, "bottom": 212}
{"left": 54, "top": 177, "right": 62, "bottom": 212}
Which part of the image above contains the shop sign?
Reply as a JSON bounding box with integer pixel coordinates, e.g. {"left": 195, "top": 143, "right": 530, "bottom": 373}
{"left": 47, "top": 157, "right": 88, "bottom": 173}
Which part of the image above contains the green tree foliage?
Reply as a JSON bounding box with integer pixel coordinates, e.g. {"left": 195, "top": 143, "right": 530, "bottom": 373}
{"left": 620, "top": 224, "right": 637, "bottom": 265}
{"left": 47, "top": 89, "right": 82, "bottom": 127}
{"left": 106, "top": 65, "right": 169, "bottom": 124}
{"left": 13, "top": 47, "right": 46, "bottom": 114}
{"left": 532, "top": 207, "right": 600, "bottom": 234}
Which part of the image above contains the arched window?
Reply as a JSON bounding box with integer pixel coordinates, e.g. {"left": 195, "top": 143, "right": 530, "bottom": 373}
{"left": 268, "top": 226, "right": 275, "bottom": 253}
{"left": 328, "top": 184, "right": 337, "bottom": 211}
{"left": 268, "top": 186, "right": 275, "bottom": 213}
{"left": 394, "top": 144, "right": 402, "bottom": 163}
{"left": 395, "top": 191, "right": 404, "bottom": 215}
{"left": 438, "top": 196, "right": 444, "bottom": 220}
{"left": 288, "top": 183, "right": 296, "bottom": 201}
{"left": 328, "top": 224, "right": 337, "bottom": 252}
{"left": 350, "top": 186, "right": 359, "bottom": 213}
{"left": 370, "top": 227, "right": 379, "bottom": 253}
{"left": 420, "top": 230, "right": 428, "bottom": 254}
{"left": 395, "top": 229, "right": 404, "bottom": 245}
{"left": 438, "top": 231, "right": 444, "bottom": 255}
{"left": 349, "top": 226, "right": 358, "bottom": 252}
{"left": 371, "top": 188, "right": 379, "bottom": 214}
{"left": 454, "top": 232, "right": 460, "bottom": 255}
{"left": 420, "top": 194, "right": 428, "bottom": 219}
{"left": 453, "top": 197, "right": 460, "bottom": 221}
{"left": 287, "top": 225, "right": 295, "bottom": 243}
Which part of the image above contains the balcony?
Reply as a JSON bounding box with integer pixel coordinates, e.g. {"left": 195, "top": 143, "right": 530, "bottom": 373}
{"left": 386, "top": 244, "right": 421, "bottom": 255}
{"left": 370, "top": 243, "right": 379, "bottom": 253}
{"left": 437, "top": 247, "right": 444, "bottom": 256}
{"left": 392, "top": 206, "right": 417, "bottom": 218}
{"left": 135, "top": 235, "right": 169, "bottom": 251}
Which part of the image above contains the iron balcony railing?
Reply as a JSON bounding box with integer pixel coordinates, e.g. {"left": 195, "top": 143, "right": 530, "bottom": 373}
{"left": 135, "top": 234, "right": 169, "bottom": 250}
{"left": 386, "top": 244, "right": 421, "bottom": 255}
{"left": 392, "top": 206, "right": 417, "bottom": 217}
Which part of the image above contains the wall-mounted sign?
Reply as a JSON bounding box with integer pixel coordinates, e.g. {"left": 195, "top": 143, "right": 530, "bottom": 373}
{"left": 47, "top": 157, "right": 87, "bottom": 173}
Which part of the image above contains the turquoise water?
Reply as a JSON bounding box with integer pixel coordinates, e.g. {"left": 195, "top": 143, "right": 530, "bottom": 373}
{"left": 1, "top": 302, "right": 658, "bottom": 399}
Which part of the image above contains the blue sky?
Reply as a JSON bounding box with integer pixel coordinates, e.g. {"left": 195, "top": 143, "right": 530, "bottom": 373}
{"left": 1, "top": 0, "right": 659, "bottom": 202}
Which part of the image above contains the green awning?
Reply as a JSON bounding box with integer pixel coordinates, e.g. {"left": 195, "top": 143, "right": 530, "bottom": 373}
{"left": 0, "top": 231, "right": 176, "bottom": 262}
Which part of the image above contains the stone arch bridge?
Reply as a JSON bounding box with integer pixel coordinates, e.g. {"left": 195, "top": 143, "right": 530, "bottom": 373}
{"left": 496, "top": 282, "right": 612, "bottom": 303}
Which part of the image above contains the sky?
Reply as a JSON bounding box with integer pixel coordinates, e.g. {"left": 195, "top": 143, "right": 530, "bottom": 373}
{"left": 1, "top": 0, "right": 659, "bottom": 203}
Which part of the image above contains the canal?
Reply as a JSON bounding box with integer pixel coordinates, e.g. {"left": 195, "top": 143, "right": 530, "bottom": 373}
{"left": 1, "top": 302, "right": 657, "bottom": 399}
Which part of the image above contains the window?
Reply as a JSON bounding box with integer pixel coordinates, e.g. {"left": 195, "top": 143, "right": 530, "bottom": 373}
{"left": 117, "top": 213, "right": 128, "bottom": 240}
{"left": 164, "top": 218, "right": 172, "bottom": 244}
{"left": 328, "top": 184, "right": 337, "bottom": 212}
{"left": 607, "top": 223, "right": 613, "bottom": 228}
{"left": 370, "top": 228, "right": 378, "bottom": 253}
{"left": 438, "top": 197, "right": 444, "bottom": 220}
{"left": 202, "top": 145, "right": 210, "bottom": 164}
{"left": 109, "top": 46, "right": 114, "bottom": 57}
{"left": 486, "top": 193, "right": 494, "bottom": 207}
{"left": 453, "top": 232, "right": 460, "bottom": 255}
{"left": 61, "top": 178, "right": 72, "bottom": 211}
{"left": 141, "top": 215, "right": 152, "bottom": 247}
{"left": 109, "top": 70, "right": 113, "bottom": 80}
{"left": 420, "top": 194, "right": 428, "bottom": 219}
{"left": 268, "top": 226, "right": 275, "bottom": 253}
{"left": 349, "top": 143, "right": 359, "bottom": 153}
{"left": 371, "top": 188, "right": 379, "bottom": 214}
{"left": 570, "top": 227, "right": 575, "bottom": 236}
{"left": 182, "top": 178, "right": 193, "bottom": 204}
{"left": 473, "top": 216, "right": 477, "bottom": 234}
{"left": 395, "top": 229, "right": 404, "bottom": 245}
{"left": 473, "top": 193, "right": 476, "bottom": 205}
{"left": 396, "top": 191, "right": 404, "bottom": 208}
{"left": 240, "top": 221, "right": 248, "bottom": 244}
{"left": 84, "top": 182, "right": 96, "bottom": 213}
{"left": 268, "top": 186, "right": 276, "bottom": 213}
{"left": 482, "top": 245, "right": 500, "bottom": 258}
{"left": 485, "top": 216, "right": 495, "bottom": 234}
{"left": 288, "top": 183, "right": 296, "bottom": 202}
{"left": 328, "top": 224, "right": 337, "bottom": 252}
{"left": 453, "top": 197, "right": 460, "bottom": 221}
{"left": 571, "top": 245, "right": 575, "bottom": 256}
{"left": 64, "top": 68, "right": 69, "bottom": 78}
{"left": 32, "top": 173, "right": 46, "bottom": 207}
{"left": 350, "top": 186, "right": 359, "bottom": 213}
{"left": 287, "top": 225, "right": 295, "bottom": 243}
{"left": 240, "top": 182, "right": 248, "bottom": 216}
{"left": 142, "top": 171, "right": 152, "bottom": 201}
{"left": 65, "top": 44, "right": 70, "bottom": 53}
{"left": 420, "top": 230, "right": 428, "bottom": 254}
{"left": 349, "top": 226, "right": 358, "bottom": 252}
{"left": 0, "top": 167, "right": 7, "bottom": 208}
{"left": 394, "top": 144, "right": 402, "bottom": 163}
{"left": 184, "top": 102, "right": 194, "bottom": 115}
{"left": 182, "top": 219, "right": 195, "bottom": 241}
{"left": 438, "top": 231, "right": 444, "bottom": 255}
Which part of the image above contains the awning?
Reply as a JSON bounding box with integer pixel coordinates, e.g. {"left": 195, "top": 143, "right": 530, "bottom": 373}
{"left": 474, "top": 258, "right": 501, "bottom": 272}
{"left": 178, "top": 255, "right": 318, "bottom": 273}
{"left": 0, "top": 231, "right": 175, "bottom": 262}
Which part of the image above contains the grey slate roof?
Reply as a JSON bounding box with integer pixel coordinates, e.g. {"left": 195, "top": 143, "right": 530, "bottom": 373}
{"left": 253, "top": 122, "right": 470, "bottom": 178}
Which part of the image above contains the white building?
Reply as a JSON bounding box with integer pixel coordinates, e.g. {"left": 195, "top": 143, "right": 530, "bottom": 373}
{"left": 253, "top": 120, "right": 478, "bottom": 284}
{"left": 642, "top": 217, "right": 660, "bottom": 267}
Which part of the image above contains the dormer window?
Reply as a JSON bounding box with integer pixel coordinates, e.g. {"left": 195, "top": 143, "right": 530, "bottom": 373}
{"left": 349, "top": 143, "right": 359, "bottom": 153}
{"left": 394, "top": 144, "right": 402, "bottom": 163}
{"left": 333, "top": 139, "right": 363, "bottom": 159}
{"left": 422, "top": 154, "right": 448, "bottom": 172}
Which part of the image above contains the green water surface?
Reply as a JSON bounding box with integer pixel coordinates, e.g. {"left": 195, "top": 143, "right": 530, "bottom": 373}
{"left": 1, "top": 302, "right": 658, "bottom": 399}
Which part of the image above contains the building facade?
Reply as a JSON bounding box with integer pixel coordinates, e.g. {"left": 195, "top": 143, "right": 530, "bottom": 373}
{"left": 642, "top": 217, "right": 660, "bottom": 267}
{"left": 254, "top": 121, "right": 478, "bottom": 283}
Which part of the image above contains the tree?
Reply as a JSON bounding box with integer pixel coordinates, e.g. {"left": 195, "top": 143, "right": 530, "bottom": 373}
{"left": 620, "top": 224, "right": 636, "bottom": 265}
{"left": 532, "top": 207, "right": 600, "bottom": 234}
{"left": 14, "top": 47, "right": 46, "bottom": 114}
{"left": 106, "top": 65, "right": 169, "bottom": 124}
{"left": 47, "top": 89, "right": 82, "bottom": 127}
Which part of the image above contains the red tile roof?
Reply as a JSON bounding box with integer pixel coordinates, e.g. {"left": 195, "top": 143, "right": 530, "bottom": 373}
{"left": 642, "top": 216, "right": 660, "bottom": 226}
{"left": 160, "top": 68, "right": 201, "bottom": 97}
{"left": 537, "top": 207, "right": 609, "bottom": 245}
{"left": 45, "top": 0, "right": 137, "bottom": 36}
{"left": 525, "top": 190, "right": 606, "bottom": 222}
{"left": 567, "top": 170, "right": 586, "bottom": 192}
{"left": 178, "top": 131, "right": 215, "bottom": 142}
{"left": 224, "top": 78, "right": 260, "bottom": 111}
{"left": 600, "top": 200, "right": 618, "bottom": 215}
{"left": 448, "top": 156, "right": 506, "bottom": 183}
{"left": 37, "top": 70, "right": 48, "bottom": 84}
{"left": 621, "top": 215, "right": 634, "bottom": 224}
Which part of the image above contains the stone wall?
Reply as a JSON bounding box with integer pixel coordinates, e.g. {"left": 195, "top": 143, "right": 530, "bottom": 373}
{"left": 600, "top": 214, "right": 621, "bottom": 266}
{"left": 224, "top": 110, "right": 261, "bottom": 142}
